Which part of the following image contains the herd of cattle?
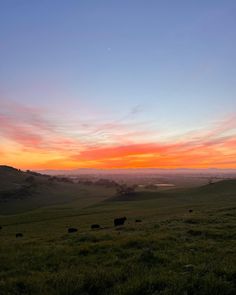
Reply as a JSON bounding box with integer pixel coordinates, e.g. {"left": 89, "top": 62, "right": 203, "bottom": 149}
{"left": 0, "top": 216, "right": 143, "bottom": 238}
{"left": 0, "top": 210, "right": 194, "bottom": 238}
{"left": 67, "top": 216, "right": 142, "bottom": 233}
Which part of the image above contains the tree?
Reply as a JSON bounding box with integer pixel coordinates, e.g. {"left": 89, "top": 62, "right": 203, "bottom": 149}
{"left": 116, "top": 184, "right": 136, "bottom": 197}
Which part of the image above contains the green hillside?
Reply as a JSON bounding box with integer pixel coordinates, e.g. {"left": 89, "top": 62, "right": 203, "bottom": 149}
{"left": 0, "top": 168, "right": 236, "bottom": 294}
{"left": 194, "top": 179, "right": 236, "bottom": 195}
{"left": 0, "top": 166, "right": 116, "bottom": 214}
{"left": 110, "top": 179, "right": 236, "bottom": 205}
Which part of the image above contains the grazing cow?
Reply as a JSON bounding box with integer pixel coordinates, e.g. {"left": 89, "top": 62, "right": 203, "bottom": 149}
{"left": 135, "top": 219, "right": 142, "bottom": 223}
{"left": 16, "top": 233, "right": 23, "bottom": 238}
{"left": 114, "top": 217, "right": 127, "bottom": 227}
{"left": 68, "top": 228, "right": 78, "bottom": 233}
{"left": 189, "top": 209, "right": 193, "bottom": 213}
{"left": 91, "top": 224, "right": 100, "bottom": 230}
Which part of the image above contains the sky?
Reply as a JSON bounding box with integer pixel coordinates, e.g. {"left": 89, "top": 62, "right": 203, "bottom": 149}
{"left": 0, "top": 0, "right": 236, "bottom": 170}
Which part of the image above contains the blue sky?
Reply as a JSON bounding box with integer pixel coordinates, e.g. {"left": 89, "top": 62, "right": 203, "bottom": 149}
{"left": 1, "top": 1, "right": 236, "bottom": 169}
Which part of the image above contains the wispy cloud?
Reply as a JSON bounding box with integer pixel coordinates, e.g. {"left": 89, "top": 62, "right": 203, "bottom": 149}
{"left": 1, "top": 100, "right": 236, "bottom": 169}
{"left": 69, "top": 115, "right": 236, "bottom": 168}
{"left": 0, "top": 100, "right": 150, "bottom": 152}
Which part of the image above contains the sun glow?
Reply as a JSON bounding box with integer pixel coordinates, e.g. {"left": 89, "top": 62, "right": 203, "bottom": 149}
{"left": 1, "top": 101, "right": 236, "bottom": 170}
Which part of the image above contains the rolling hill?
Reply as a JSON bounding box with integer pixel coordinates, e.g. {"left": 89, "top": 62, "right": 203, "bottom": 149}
{"left": 0, "top": 166, "right": 116, "bottom": 214}
{"left": 0, "top": 167, "right": 236, "bottom": 294}
{"left": 109, "top": 178, "right": 236, "bottom": 203}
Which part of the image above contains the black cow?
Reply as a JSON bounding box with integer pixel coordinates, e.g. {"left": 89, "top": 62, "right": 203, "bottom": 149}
{"left": 135, "top": 219, "right": 142, "bottom": 223}
{"left": 114, "top": 217, "right": 127, "bottom": 227}
{"left": 91, "top": 224, "right": 100, "bottom": 230}
{"left": 0, "top": 226, "right": 2, "bottom": 230}
{"left": 68, "top": 228, "right": 78, "bottom": 233}
{"left": 16, "top": 233, "right": 23, "bottom": 238}
{"left": 189, "top": 209, "right": 193, "bottom": 213}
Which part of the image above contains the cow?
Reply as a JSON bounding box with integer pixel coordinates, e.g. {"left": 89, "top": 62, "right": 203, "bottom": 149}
{"left": 114, "top": 217, "right": 127, "bottom": 227}
{"left": 68, "top": 228, "right": 78, "bottom": 233}
{"left": 189, "top": 209, "right": 193, "bottom": 213}
{"left": 16, "top": 233, "right": 23, "bottom": 238}
{"left": 135, "top": 219, "right": 142, "bottom": 223}
{"left": 0, "top": 226, "right": 2, "bottom": 230}
{"left": 91, "top": 224, "right": 100, "bottom": 230}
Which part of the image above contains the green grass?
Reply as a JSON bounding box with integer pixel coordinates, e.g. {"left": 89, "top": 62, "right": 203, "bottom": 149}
{"left": 0, "top": 179, "right": 236, "bottom": 294}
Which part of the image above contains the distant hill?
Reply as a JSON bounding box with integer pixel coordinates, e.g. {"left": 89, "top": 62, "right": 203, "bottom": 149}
{"left": 176, "top": 178, "right": 236, "bottom": 204}
{"left": 0, "top": 166, "right": 115, "bottom": 214}
{"left": 109, "top": 178, "right": 236, "bottom": 203}
{"left": 0, "top": 166, "right": 41, "bottom": 199}
{"left": 194, "top": 179, "right": 236, "bottom": 196}
{"left": 0, "top": 165, "right": 69, "bottom": 202}
{"left": 37, "top": 168, "right": 236, "bottom": 175}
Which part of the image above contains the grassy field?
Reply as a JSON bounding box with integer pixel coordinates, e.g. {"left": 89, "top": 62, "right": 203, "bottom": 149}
{"left": 0, "top": 176, "right": 236, "bottom": 294}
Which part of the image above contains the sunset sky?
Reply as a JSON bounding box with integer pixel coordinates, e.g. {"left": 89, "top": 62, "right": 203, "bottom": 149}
{"left": 1, "top": 1, "right": 236, "bottom": 169}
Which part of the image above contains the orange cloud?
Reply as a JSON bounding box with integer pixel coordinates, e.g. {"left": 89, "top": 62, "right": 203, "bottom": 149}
{"left": 1, "top": 100, "right": 236, "bottom": 169}
{"left": 68, "top": 137, "right": 236, "bottom": 169}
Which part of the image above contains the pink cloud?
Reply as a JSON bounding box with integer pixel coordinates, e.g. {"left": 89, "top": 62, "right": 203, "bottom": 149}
{"left": 1, "top": 100, "right": 236, "bottom": 169}
{"left": 69, "top": 115, "right": 236, "bottom": 168}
